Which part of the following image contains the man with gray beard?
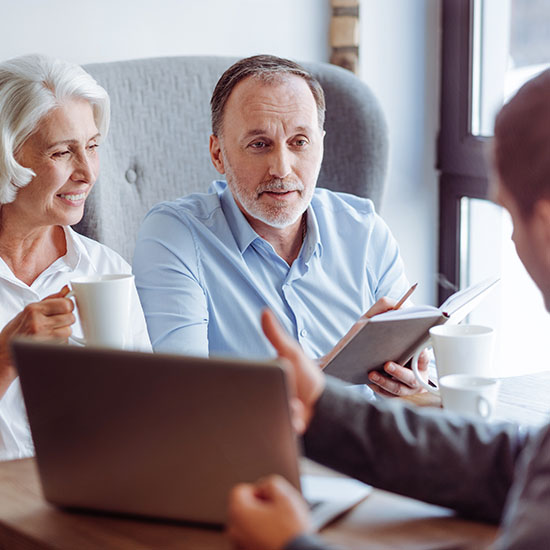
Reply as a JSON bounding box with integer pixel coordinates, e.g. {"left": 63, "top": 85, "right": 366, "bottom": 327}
{"left": 133, "top": 55, "right": 428, "bottom": 396}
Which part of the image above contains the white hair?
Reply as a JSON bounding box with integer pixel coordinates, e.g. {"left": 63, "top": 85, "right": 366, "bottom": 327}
{"left": 0, "top": 54, "right": 110, "bottom": 204}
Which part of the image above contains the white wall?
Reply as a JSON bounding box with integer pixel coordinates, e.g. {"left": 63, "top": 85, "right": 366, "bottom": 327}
{"left": 362, "top": 0, "right": 441, "bottom": 306}
{"left": 0, "top": 0, "right": 330, "bottom": 63}
{"left": 1, "top": 0, "right": 440, "bottom": 305}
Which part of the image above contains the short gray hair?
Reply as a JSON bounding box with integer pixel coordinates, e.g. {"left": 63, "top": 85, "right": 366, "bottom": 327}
{"left": 210, "top": 54, "right": 326, "bottom": 136}
{"left": 0, "top": 54, "right": 110, "bottom": 204}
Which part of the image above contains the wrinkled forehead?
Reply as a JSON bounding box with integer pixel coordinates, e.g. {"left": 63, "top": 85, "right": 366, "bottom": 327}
{"left": 22, "top": 98, "right": 98, "bottom": 150}
{"left": 224, "top": 75, "right": 319, "bottom": 127}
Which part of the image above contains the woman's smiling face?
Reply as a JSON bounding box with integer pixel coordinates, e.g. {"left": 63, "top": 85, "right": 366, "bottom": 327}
{"left": 12, "top": 97, "right": 100, "bottom": 229}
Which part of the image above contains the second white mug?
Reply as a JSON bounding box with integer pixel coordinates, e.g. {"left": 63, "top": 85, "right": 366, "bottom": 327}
{"left": 411, "top": 324, "right": 495, "bottom": 393}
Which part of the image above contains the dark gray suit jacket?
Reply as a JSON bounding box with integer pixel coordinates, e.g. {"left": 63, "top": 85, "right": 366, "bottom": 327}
{"left": 286, "top": 378, "right": 550, "bottom": 550}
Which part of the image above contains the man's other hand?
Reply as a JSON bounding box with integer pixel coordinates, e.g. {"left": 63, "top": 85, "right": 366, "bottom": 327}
{"left": 227, "top": 474, "right": 312, "bottom": 550}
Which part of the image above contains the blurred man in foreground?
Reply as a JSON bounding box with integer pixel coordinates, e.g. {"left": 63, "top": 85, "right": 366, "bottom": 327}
{"left": 227, "top": 69, "right": 550, "bottom": 550}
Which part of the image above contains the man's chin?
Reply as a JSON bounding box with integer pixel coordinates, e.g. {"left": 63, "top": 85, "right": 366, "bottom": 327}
{"left": 258, "top": 216, "right": 301, "bottom": 229}
{"left": 235, "top": 191, "right": 310, "bottom": 229}
{"left": 249, "top": 208, "right": 304, "bottom": 229}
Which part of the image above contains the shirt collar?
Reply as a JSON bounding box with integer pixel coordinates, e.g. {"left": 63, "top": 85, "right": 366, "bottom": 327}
{"left": 0, "top": 254, "right": 17, "bottom": 284}
{"left": 0, "top": 225, "right": 82, "bottom": 288}
{"left": 62, "top": 226, "right": 84, "bottom": 271}
{"left": 218, "top": 181, "right": 263, "bottom": 254}
{"left": 302, "top": 203, "right": 323, "bottom": 262}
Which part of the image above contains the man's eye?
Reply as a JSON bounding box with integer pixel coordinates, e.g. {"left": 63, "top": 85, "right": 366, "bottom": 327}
{"left": 295, "top": 139, "right": 308, "bottom": 147}
{"left": 87, "top": 143, "right": 99, "bottom": 152}
{"left": 52, "top": 151, "right": 70, "bottom": 158}
{"left": 250, "top": 141, "right": 268, "bottom": 149}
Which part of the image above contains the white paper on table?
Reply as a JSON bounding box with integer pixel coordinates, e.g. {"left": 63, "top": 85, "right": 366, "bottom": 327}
{"left": 301, "top": 474, "right": 372, "bottom": 530}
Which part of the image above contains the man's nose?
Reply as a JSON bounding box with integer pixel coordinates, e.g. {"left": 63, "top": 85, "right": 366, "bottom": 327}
{"left": 268, "top": 147, "right": 292, "bottom": 179}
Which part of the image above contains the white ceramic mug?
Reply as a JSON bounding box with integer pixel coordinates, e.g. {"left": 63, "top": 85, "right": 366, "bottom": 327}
{"left": 411, "top": 324, "right": 495, "bottom": 393}
{"left": 439, "top": 374, "right": 500, "bottom": 419}
{"left": 67, "top": 274, "right": 134, "bottom": 348}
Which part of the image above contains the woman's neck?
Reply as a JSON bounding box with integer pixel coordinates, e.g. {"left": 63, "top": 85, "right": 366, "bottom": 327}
{"left": 0, "top": 209, "right": 67, "bottom": 285}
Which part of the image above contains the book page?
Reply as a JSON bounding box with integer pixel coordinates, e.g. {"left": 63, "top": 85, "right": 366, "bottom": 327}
{"left": 439, "top": 276, "right": 499, "bottom": 318}
{"left": 369, "top": 305, "right": 440, "bottom": 322}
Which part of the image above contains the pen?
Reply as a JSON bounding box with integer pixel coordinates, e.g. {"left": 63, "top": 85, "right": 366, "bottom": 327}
{"left": 393, "top": 282, "right": 418, "bottom": 310}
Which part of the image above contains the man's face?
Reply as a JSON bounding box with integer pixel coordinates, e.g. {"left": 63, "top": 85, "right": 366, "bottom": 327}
{"left": 209, "top": 75, "right": 324, "bottom": 229}
{"left": 494, "top": 178, "right": 550, "bottom": 311}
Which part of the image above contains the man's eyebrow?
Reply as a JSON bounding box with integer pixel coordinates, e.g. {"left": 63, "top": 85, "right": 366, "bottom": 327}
{"left": 242, "top": 129, "right": 268, "bottom": 140}
{"left": 293, "top": 126, "right": 312, "bottom": 134}
{"left": 242, "top": 126, "right": 313, "bottom": 139}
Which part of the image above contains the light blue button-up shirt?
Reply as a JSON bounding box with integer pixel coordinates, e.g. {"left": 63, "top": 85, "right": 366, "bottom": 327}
{"left": 133, "top": 181, "right": 409, "bottom": 360}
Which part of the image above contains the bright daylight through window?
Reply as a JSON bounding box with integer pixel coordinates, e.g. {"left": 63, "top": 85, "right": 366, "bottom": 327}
{"left": 464, "top": 0, "right": 550, "bottom": 376}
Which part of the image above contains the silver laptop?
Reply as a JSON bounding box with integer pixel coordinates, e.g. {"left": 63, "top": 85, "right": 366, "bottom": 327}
{"left": 12, "top": 340, "right": 370, "bottom": 527}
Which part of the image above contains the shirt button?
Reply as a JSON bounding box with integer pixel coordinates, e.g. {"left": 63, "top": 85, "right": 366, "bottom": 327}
{"left": 125, "top": 168, "right": 138, "bottom": 183}
{"left": 300, "top": 328, "right": 307, "bottom": 338}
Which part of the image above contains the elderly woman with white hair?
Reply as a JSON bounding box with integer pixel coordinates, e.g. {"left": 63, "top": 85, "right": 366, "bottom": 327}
{"left": 0, "top": 55, "right": 150, "bottom": 461}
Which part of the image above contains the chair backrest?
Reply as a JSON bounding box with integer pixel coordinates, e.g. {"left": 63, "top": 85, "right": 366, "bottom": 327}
{"left": 76, "top": 56, "right": 388, "bottom": 261}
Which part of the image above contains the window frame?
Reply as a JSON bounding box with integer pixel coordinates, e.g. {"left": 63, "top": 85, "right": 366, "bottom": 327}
{"left": 438, "top": 0, "right": 490, "bottom": 303}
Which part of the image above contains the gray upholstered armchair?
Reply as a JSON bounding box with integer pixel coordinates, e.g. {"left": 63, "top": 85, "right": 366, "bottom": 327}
{"left": 75, "top": 56, "right": 388, "bottom": 261}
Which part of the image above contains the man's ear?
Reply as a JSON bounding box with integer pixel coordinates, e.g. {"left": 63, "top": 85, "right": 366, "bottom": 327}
{"left": 209, "top": 134, "right": 226, "bottom": 175}
{"left": 533, "top": 199, "right": 550, "bottom": 243}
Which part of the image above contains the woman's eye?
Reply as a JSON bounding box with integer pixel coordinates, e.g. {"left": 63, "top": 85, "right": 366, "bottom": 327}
{"left": 52, "top": 151, "right": 70, "bottom": 158}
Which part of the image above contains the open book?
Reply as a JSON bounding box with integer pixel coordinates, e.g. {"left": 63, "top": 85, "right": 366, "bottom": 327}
{"left": 322, "top": 277, "right": 499, "bottom": 384}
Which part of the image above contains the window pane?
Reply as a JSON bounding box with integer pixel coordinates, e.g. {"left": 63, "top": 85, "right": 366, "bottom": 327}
{"left": 461, "top": 198, "right": 550, "bottom": 376}
{"left": 471, "top": 0, "right": 550, "bottom": 137}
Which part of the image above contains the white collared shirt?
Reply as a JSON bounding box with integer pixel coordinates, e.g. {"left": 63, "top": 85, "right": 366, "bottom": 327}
{"left": 0, "top": 226, "right": 151, "bottom": 461}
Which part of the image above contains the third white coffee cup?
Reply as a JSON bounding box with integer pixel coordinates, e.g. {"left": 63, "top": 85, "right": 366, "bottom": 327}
{"left": 411, "top": 324, "right": 495, "bottom": 393}
{"left": 67, "top": 274, "right": 134, "bottom": 349}
{"left": 439, "top": 374, "right": 500, "bottom": 419}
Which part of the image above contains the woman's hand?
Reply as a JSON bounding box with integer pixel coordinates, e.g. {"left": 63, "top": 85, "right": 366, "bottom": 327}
{"left": 0, "top": 286, "right": 75, "bottom": 395}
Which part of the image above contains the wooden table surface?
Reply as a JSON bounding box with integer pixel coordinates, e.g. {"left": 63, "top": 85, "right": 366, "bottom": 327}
{"left": 1, "top": 371, "right": 548, "bottom": 550}
{"left": 0, "top": 458, "right": 497, "bottom": 550}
